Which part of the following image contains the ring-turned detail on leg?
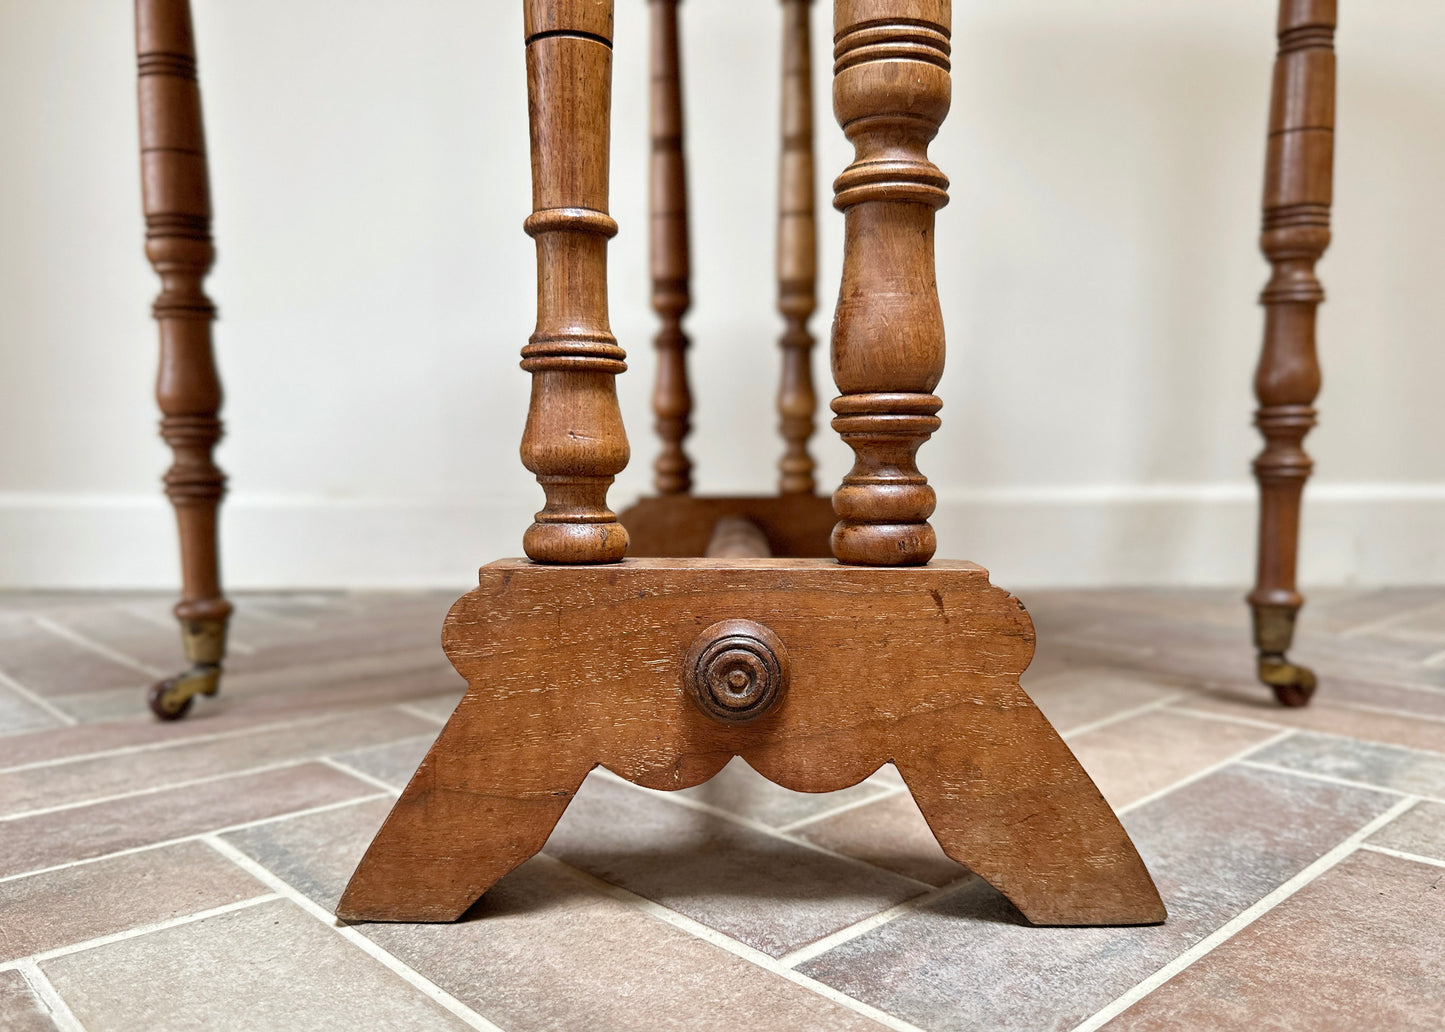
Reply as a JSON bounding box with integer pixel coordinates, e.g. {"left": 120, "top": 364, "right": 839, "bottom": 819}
{"left": 136, "top": 0, "right": 232, "bottom": 720}
{"left": 1249, "top": 0, "right": 1336, "bottom": 707}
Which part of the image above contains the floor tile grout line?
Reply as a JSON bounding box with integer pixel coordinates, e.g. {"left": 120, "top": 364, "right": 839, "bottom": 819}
{"left": 199, "top": 835, "right": 509, "bottom": 1032}
{"left": 395, "top": 701, "right": 449, "bottom": 726}
{"left": 1359, "top": 842, "right": 1445, "bottom": 870}
{"left": 1169, "top": 701, "right": 1445, "bottom": 742}
{"left": 12, "top": 959, "right": 88, "bottom": 1032}
{"left": 593, "top": 768, "right": 938, "bottom": 894}
{"left": 0, "top": 792, "right": 391, "bottom": 885}
{"left": 1423, "top": 647, "right": 1445, "bottom": 668}
{"left": 1238, "top": 759, "right": 1445, "bottom": 807}
{"left": 1159, "top": 704, "right": 1296, "bottom": 734}
{"left": 772, "top": 782, "right": 909, "bottom": 834}
{"left": 0, "top": 895, "right": 281, "bottom": 972}
{"left": 0, "top": 710, "right": 347, "bottom": 776}
{"left": 1058, "top": 693, "right": 1188, "bottom": 740}
{"left": 31, "top": 615, "right": 169, "bottom": 680}
{"left": 1067, "top": 795, "right": 1422, "bottom": 1032}
{"left": 0, "top": 667, "right": 79, "bottom": 727}
{"left": 1337, "top": 603, "right": 1442, "bottom": 639}
{"left": 1113, "top": 729, "right": 1296, "bottom": 817}
{"left": 533, "top": 853, "right": 930, "bottom": 1032}
{"left": 319, "top": 755, "right": 404, "bottom": 795}
{"left": 0, "top": 756, "right": 334, "bottom": 824}
{"left": 775, "top": 873, "right": 979, "bottom": 970}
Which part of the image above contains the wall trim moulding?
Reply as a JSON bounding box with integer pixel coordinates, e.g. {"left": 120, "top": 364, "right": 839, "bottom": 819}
{"left": 0, "top": 485, "right": 1441, "bottom": 589}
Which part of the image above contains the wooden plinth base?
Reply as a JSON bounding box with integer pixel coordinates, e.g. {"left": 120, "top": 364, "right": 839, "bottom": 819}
{"left": 336, "top": 558, "right": 1165, "bottom": 927}
{"left": 620, "top": 494, "right": 836, "bottom": 557}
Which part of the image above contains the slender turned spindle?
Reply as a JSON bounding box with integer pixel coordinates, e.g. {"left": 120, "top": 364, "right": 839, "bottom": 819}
{"left": 520, "top": 0, "right": 630, "bottom": 563}
{"left": 1248, "top": 0, "right": 1336, "bottom": 706}
{"left": 828, "top": 0, "right": 951, "bottom": 566}
{"left": 704, "top": 516, "right": 773, "bottom": 559}
{"left": 136, "top": 0, "right": 232, "bottom": 718}
{"left": 649, "top": 0, "right": 694, "bottom": 495}
{"left": 776, "top": 0, "right": 819, "bottom": 496}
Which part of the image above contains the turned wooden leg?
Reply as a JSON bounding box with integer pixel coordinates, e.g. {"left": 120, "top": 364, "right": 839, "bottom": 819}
{"left": 1249, "top": 0, "right": 1336, "bottom": 707}
{"left": 649, "top": 0, "right": 694, "bottom": 496}
{"left": 776, "top": 0, "right": 819, "bottom": 495}
{"left": 338, "top": 0, "right": 1163, "bottom": 929}
{"left": 828, "top": 0, "right": 950, "bottom": 566}
{"left": 520, "top": 0, "right": 630, "bottom": 564}
{"left": 136, "top": 0, "right": 231, "bottom": 720}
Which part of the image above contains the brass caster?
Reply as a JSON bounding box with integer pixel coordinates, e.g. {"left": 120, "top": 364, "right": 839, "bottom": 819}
{"left": 1258, "top": 654, "right": 1316, "bottom": 708}
{"left": 147, "top": 663, "right": 221, "bottom": 721}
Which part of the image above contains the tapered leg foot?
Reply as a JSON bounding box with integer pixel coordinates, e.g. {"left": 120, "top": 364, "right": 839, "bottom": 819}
{"left": 147, "top": 614, "right": 228, "bottom": 721}
{"left": 1253, "top": 603, "right": 1316, "bottom": 708}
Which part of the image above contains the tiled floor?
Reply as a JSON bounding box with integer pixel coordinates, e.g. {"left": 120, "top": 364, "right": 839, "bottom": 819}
{"left": 1, "top": 586, "right": 1443, "bottom": 1031}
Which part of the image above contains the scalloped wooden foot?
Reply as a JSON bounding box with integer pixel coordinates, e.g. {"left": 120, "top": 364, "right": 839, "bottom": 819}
{"left": 336, "top": 559, "right": 1165, "bottom": 926}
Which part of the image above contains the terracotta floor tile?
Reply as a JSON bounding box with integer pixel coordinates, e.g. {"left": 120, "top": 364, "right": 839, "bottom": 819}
{"left": 1250, "top": 732, "right": 1445, "bottom": 797}
{"left": 797, "top": 765, "right": 1396, "bottom": 1032}
{"left": 1183, "top": 690, "right": 1445, "bottom": 753}
{"left": 0, "top": 617, "right": 146, "bottom": 697}
{"left": 543, "top": 772, "right": 928, "bottom": 957}
{"left": 1067, "top": 709, "right": 1281, "bottom": 808}
{"left": 0, "top": 684, "right": 61, "bottom": 737}
{"left": 400, "top": 690, "right": 465, "bottom": 723}
{"left": 40, "top": 899, "right": 472, "bottom": 1032}
{"left": 1023, "top": 667, "right": 1177, "bottom": 734}
{"left": 366, "top": 858, "right": 890, "bottom": 1032}
{"left": 223, "top": 797, "right": 395, "bottom": 911}
{"left": 0, "top": 969, "right": 61, "bottom": 1032}
{"left": 1105, "top": 851, "right": 1445, "bottom": 1031}
{"left": 0, "top": 708, "right": 435, "bottom": 818}
{"left": 795, "top": 790, "right": 971, "bottom": 887}
{"left": 331, "top": 735, "right": 435, "bottom": 791}
{"left": 0, "top": 840, "right": 267, "bottom": 962}
{"left": 0, "top": 763, "right": 377, "bottom": 878}
{"left": 672, "top": 756, "right": 897, "bottom": 828}
{"left": 1368, "top": 800, "right": 1445, "bottom": 860}
{"left": 1308, "top": 588, "right": 1445, "bottom": 634}
{"left": 47, "top": 653, "right": 463, "bottom": 725}
{"left": 41, "top": 607, "right": 180, "bottom": 675}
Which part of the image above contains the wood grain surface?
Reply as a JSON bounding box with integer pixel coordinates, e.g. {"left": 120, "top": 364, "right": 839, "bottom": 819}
{"left": 338, "top": 559, "right": 1165, "bottom": 927}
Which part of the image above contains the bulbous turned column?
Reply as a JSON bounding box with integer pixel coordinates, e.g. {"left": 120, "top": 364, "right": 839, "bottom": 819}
{"left": 1248, "top": 0, "right": 1336, "bottom": 706}
{"left": 136, "top": 0, "right": 232, "bottom": 719}
{"left": 828, "top": 0, "right": 951, "bottom": 566}
{"left": 776, "top": 0, "right": 819, "bottom": 495}
{"left": 648, "top": 0, "right": 694, "bottom": 496}
{"left": 520, "top": 0, "right": 630, "bottom": 563}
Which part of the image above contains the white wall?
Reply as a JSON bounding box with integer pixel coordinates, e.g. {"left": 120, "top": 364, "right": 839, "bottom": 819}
{"left": 1, "top": 0, "right": 1443, "bottom": 589}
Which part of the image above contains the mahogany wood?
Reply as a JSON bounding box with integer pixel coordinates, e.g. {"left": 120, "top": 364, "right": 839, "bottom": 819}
{"left": 775, "top": 0, "right": 819, "bottom": 495}
{"left": 337, "top": 558, "right": 1165, "bottom": 927}
{"left": 1248, "top": 0, "right": 1336, "bottom": 707}
{"left": 136, "top": 0, "right": 232, "bottom": 720}
{"left": 649, "top": 0, "right": 695, "bottom": 496}
{"left": 520, "top": 0, "right": 630, "bottom": 564}
{"left": 620, "top": 494, "right": 836, "bottom": 558}
{"left": 827, "top": 0, "right": 950, "bottom": 566}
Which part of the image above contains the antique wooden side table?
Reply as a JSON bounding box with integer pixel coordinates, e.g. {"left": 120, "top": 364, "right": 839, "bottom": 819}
{"left": 130, "top": 0, "right": 1340, "bottom": 923}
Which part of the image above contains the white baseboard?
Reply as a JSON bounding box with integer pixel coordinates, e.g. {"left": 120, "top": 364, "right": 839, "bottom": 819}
{"left": 1, "top": 485, "right": 1442, "bottom": 590}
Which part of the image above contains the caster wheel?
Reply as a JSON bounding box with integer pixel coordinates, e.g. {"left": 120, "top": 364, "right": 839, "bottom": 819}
{"left": 1259, "top": 656, "right": 1317, "bottom": 709}
{"left": 148, "top": 679, "right": 194, "bottom": 720}
{"left": 1271, "top": 679, "right": 1316, "bottom": 708}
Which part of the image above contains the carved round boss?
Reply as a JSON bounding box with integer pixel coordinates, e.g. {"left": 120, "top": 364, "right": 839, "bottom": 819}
{"left": 684, "top": 619, "right": 790, "bottom": 723}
